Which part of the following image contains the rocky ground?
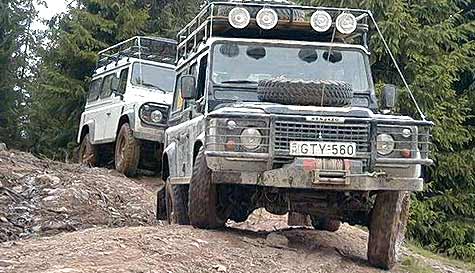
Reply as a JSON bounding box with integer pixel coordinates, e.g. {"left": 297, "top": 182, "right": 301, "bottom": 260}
{"left": 0, "top": 150, "right": 473, "bottom": 273}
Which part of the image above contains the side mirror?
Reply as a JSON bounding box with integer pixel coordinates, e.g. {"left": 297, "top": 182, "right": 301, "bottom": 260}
{"left": 382, "top": 84, "right": 397, "bottom": 110}
{"left": 180, "top": 75, "right": 196, "bottom": 100}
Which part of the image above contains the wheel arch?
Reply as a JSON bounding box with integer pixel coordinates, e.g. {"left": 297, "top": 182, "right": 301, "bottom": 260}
{"left": 78, "top": 122, "right": 94, "bottom": 144}
{"left": 116, "top": 114, "right": 132, "bottom": 137}
{"left": 193, "top": 140, "right": 204, "bottom": 165}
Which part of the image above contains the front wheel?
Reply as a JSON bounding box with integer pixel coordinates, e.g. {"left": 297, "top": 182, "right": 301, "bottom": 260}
{"left": 115, "top": 123, "right": 140, "bottom": 177}
{"left": 367, "top": 191, "right": 410, "bottom": 270}
{"left": 188, "top": 147, "right": 227, "bottom": 229}
{"left": 79, "top": 133, "right": 97, "bottom": 166}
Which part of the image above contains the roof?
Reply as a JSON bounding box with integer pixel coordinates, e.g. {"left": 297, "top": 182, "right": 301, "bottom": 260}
{"left": 96, "top": 36, "right": 177, "bottom": 71}
{"left": 177, "top": 1, "right": 370, "bottom": 63}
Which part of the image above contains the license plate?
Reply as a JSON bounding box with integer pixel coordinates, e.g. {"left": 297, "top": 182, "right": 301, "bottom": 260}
{"left": 289, "top": 141, "right": 356, "bottom": 157}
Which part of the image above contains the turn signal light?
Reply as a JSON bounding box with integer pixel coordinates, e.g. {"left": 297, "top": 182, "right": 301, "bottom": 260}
{"left": 400, "top": 149, "right": 412, "bottom": 158}
{"left": 225, "top": 140, "right": 237, "bottom": 151}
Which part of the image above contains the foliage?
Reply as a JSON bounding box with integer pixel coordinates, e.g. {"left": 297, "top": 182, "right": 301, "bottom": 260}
{"left": 0, "top": 0, "right": 39, "bottom": 149}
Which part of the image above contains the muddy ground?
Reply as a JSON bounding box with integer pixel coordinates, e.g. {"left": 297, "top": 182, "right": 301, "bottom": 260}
{"left": 0, "top": 150, "right": 473, "bottom": 273}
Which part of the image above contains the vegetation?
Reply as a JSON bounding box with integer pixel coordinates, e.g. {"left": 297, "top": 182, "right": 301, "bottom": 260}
{"left": 0, "top": 0, "right": 474, "bottom": 262}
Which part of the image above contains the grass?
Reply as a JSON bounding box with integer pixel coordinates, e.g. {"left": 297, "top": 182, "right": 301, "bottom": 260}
{"left": 405, "top": 242, "right": 475, "bottom": 272}
{"left": 400, "top": 256, "right": 435, "bottom": 273}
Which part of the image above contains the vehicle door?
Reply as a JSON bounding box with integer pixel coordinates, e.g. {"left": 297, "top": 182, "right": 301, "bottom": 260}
{"left": 168, "top": 53, "right": 209, "bottom": 178}
{"left": 102, "top": 66, "right": 129, "bottom": 141}
{"left": 95, "top": 72, "right": 117, "bottom": 142}
{"left": 83, "top": 78, "right": 104, "bottom": 143}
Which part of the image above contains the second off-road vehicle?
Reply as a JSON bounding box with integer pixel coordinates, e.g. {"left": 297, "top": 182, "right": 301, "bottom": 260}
{"left": 78, "top": 36, "right": 176, "bottom": 176}
{"left": 157, "top": 1, "right": 432, "bottom": 269}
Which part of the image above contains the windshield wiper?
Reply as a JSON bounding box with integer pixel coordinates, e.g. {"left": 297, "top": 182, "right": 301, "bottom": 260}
{"left": 221, "top": 79, "right": 258, "bottom": 84}
{"left": 140, "top": 82, "right": 167, "bottom": 93}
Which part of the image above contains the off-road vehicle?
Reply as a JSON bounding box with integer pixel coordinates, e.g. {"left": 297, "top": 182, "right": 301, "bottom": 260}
{"left": 157, "top": 1, "right": 432, "bottom": 269}
{"left": 78, "top": 36, "right": 177, "bottom": 176}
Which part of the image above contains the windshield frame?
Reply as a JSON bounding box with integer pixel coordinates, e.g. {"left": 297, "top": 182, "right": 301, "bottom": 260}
{"left": 209, "top": 38, "right": 374, "bottom": 94}
{"left": 130, "top": 61, "right": 176, "bottom": 93}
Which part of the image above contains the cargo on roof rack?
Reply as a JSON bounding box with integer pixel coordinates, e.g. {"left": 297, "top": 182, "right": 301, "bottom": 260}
{"left": 177, "top": 1, "right": 369, "bottom": 62}
{"left": 97, "top": 36, "right": 177, "bottom": 69}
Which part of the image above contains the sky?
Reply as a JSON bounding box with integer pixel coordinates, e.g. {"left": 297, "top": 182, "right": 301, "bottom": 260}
{"left": 33, "top": 0, "right": 68, "bottom": 30}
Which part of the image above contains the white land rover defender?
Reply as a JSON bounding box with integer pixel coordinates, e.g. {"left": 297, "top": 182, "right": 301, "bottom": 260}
{"left": 157, "top": 1, "right": 433, "bottom": 270}
{"left": 78, "top": 36, "right": 177, "bottom": 176}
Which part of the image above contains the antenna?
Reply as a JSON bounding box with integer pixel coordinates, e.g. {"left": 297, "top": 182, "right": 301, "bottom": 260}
{"left": 368, "top": 11, "right": 426, "bottom": 121}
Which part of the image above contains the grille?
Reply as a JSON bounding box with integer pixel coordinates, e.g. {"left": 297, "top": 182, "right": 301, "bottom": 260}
{"left": 273, "top": 120, "right": 371, "bottom": 160}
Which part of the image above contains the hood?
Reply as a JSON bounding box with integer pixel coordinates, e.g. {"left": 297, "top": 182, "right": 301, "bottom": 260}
{"left": 126, "top": 87, "right": 174, "bottom": 105}
{"left": 211, "top": 101, "right": 375, "bottom": 118}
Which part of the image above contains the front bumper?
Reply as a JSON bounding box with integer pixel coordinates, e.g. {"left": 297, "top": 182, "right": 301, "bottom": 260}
{"left": 133, "top": 122, "right": 166, "bottom": 142}
{"left": 209, "top": 155, "right": 424, "bottom": 191}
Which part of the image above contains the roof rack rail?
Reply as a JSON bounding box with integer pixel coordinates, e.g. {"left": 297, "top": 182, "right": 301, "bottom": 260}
{"left": 97, "top": 36, "right": 177, "bottom": 69}
{"left": 176, "top": 1, "right": 370, "bottom": 62}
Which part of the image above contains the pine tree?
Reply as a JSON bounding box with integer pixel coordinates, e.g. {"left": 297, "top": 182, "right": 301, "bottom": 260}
{"left": 0, "top": 0, "right": 38, "bottom": 149}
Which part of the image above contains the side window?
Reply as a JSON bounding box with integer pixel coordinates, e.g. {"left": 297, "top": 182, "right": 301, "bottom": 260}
{"left": 189, "top": 62, "right": 198, "bottom": 78}
{"left": 172, "top": 72, "right": 184, "bottom": 112}
{"left": 100, "top": 73, "right": 115, "bottom": 99}
{"left": 196, "top": 55, "right": 208, "bottom": 99}
{"left": 87, "top": 78, "right": 102, "bottom": 102}
{"left": 118, "top": 68, "right": 129, "bottom": 94}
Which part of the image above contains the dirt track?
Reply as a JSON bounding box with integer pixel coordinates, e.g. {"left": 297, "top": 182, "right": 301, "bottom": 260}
{"left": 0, "top": 150, "right": 473, "bottom": 273}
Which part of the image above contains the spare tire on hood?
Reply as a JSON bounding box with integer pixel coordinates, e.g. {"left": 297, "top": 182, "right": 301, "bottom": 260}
{"left": 257, "top": 76, "right": 353, "bottom": 107}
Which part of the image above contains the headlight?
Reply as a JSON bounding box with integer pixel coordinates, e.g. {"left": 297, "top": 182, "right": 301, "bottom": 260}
{"left": 256, "top": 8, "right": 278, "bottom": 30}
{"left": 139, "top": 103, "right": 168, "bottom": 125}
{"left": 240, "top": 128, "right": 262, "bottom": 150}
{"left": 310, "top": 10, "right": 332, "bottom": 32}
{"left": 335, "top": 13, "right": 357, "bottom": 34}
{"left": 228, "top": 7, "right": 250, "bottom": 29}
{"left": 150, "top": 110, "right": 163, "bottom": 123}
{"left": 377, "top": 134, "right": 395, "bottom": 155}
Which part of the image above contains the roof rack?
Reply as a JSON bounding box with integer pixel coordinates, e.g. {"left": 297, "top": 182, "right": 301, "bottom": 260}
{"left": 97, "top": 36, "right": 177, "bottom": 69}
{"left": 176, "top": 1, "right": 370, "bottom": 62}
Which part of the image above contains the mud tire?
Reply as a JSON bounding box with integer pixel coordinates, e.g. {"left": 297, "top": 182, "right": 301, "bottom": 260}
{"left": 257, "top": 77, "right": 353, "bottom": 107}
{"left": 310, "top": 216, "right": 341, "bottom": 232}
{"left": 115, "top": 123, "right": 140, "bottom": 177}
{"left": 288, "top": 212, "right": 310, "bottom": 226}
{"left": 367, "top": 191, "right": 410, "bottom": 270}
{"left": 165, "top": 180, "right": 189, "bottom": 225}
{"left": 156, "top": 186, "right": 167, "bottom": 220}
{"left": 79, "top": 133, "right": 97, "bottom": 166}
{"left": 188, "top": 148, "right": 227, "bottom": 229}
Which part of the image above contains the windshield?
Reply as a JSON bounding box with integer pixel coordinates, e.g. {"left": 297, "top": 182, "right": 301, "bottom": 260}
{"left": 212, "top": 42, "right": 370, "bottom": 98}
{"left": 131, "top": 62, "right": 175, "bottom": 92}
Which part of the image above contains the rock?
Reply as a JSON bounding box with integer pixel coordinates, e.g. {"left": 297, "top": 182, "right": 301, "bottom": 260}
{"left": 265, "top": 233, "right": 288, "bottom": 248}
{"left": 36, "top": 174, "right": 61, "bottom": 185}
{"left": 0, "top": 143, "right": 7, "bottom": 151}
{"left": 213, "top": 265, "right": 227, "bottom": 272}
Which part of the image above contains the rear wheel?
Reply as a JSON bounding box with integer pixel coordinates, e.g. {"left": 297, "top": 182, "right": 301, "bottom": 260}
{"left": 156, "top": 186, "right": 167, "bottom": 220}
{"left": 311, "top": 216, "right": 341, "bottom": 232}
{"left": 115, "top": 123, "right": 140, "bottom": 176}
{"left": 165, "top": 180, "right": 189, "bottom": 225}
{"left": 188, "top": 148, "right": 227, "bottom": 229}
{"left": 79, "top": 133, "right": 97, "bottom": 166}
{"left": 367, "top": 191, "right": 410, "bottom": 270}
{"left": 288, "top": 212, "right": 310, "bottom": 226}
